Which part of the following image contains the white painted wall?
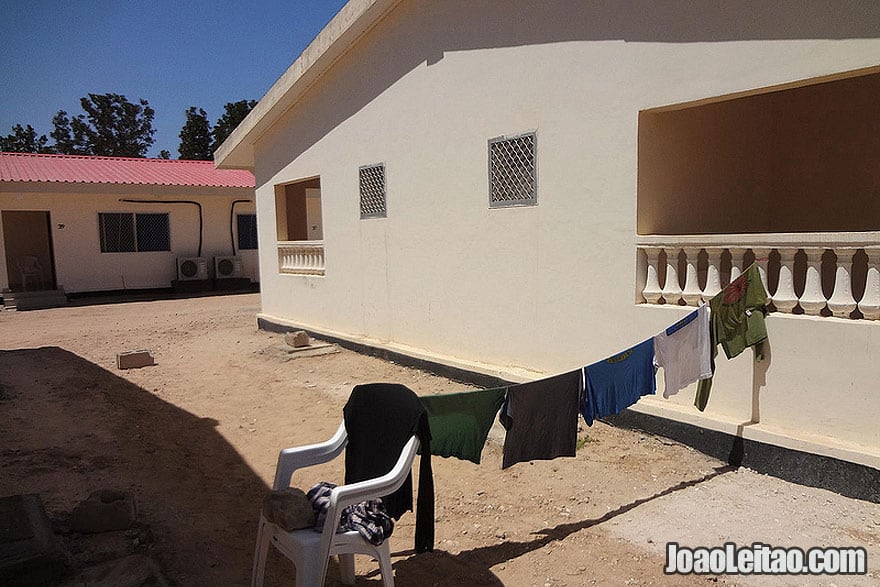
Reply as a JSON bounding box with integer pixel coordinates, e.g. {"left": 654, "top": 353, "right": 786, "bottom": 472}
{"left": 0, "top": 184, "right": 257, "bottom": 293}
{"left": 249, "top": 1, "right": 880, "bottom": 465}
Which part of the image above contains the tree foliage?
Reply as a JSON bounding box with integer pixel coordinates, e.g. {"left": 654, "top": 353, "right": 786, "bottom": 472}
{"left": 0, "top": 124, "right": 53, "bottom": 153}
{"left": 51, "top": 93, "right": 155, "bottom": 157}
{"left": 178, "top": 107, "right": 213, "bottom": 160}
{"left": 5, "top": 94, "right": 254, "bottom": 158}
{"left": 50, "top": 111, "right": 83, "bottom": 155}
{"left": 211, "top": 99, "right": 257, "bottom": 153}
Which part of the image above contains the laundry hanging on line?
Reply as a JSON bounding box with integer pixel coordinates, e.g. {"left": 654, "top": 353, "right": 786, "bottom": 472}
{"left": 409, "top": 263, "right": 769, "bottom": 468}
{"left": 695, "top": 263, "right": 769, "bottom": 411}
{"left": 653, "top": 304, "right": 713, "bottom": 398}
{"left": 419, "top": 386, "right": 507, "bottom": 464}
{"left": 499, "top": 370, "right": 581, "bottom": 469}
{"left": 581, "top": 337, "right": 657, "bottom": 426}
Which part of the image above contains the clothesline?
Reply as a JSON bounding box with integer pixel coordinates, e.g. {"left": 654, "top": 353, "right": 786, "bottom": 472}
{"left": 420, "top": 262, "right": 770, "bottom": 470}
{"left": 330, "top": 263, "right": 770, "bottom": 553}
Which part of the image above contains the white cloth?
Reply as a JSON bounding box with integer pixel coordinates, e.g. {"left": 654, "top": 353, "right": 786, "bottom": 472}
{"left": 653, "top": 305, "right": 712, "bottom": 398}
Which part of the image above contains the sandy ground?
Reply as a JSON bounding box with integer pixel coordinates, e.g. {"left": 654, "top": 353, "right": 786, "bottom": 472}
{"left": 1, "top": 293, "right": 878, "bottom": 586}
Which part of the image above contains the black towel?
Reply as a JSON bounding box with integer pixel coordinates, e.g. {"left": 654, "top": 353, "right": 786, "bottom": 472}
{"left": 343, "top": 383, "right": 434, "bottom": 552}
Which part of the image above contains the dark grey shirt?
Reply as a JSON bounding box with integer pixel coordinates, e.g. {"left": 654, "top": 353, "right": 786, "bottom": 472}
{"left": 499, "top": 369, "right": 581, "bottom": 469}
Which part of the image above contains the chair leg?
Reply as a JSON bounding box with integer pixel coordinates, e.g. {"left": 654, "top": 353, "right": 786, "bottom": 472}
{"left": 376, "top": 542, "right": 394, "bottom": 587}
{"left": 338, "top": 553, "right": 356, "bottom": 585}
{"left": 295, "top": 557, "right": 329, "bottom": 587}
{"left": 251, "top": 517, "right": 271, "bottom": 587}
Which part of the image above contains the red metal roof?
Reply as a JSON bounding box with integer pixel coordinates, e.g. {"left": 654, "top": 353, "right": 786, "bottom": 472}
{"left": 0, "top": 152, "right": 254, "bottom": 188}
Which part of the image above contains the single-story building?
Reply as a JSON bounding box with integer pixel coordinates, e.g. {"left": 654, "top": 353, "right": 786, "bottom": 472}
{"left": 1, "top": 152, "right": 257, "bottom": 305}
{"left": 215, "top": 0, "right": 880, "bottom": 471}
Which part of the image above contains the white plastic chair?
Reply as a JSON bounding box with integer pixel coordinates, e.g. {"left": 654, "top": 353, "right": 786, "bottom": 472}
{"left": 15, "top": 256, "right": 44, "bottom": 291}
{"left": 252, "top": 421, "right": 419, "bottom": 587}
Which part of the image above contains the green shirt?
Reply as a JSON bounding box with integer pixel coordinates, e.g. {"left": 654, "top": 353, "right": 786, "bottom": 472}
{"left": 420, "top": 387, "right": 507, "bottom": 464}
{"left": 695, "top": 263, "right": 768, "bottom": 411}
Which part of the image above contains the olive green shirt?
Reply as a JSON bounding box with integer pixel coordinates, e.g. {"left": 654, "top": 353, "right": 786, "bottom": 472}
{"left": 695, "top": 263, "right": 768, "bottom": 411}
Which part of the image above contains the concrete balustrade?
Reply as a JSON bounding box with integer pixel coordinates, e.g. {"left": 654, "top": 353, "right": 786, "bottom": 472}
{"left": 638, "top": 233, "right": 880, "bottom": 320}
{"left": 278, "top": 241, "right": 325, "bottom": 276}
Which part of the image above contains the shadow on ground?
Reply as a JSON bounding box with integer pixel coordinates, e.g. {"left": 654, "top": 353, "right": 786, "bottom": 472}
{"left": 365, "top": 466, "right": 736, "bottom": 586}
{"left": 0, "top": 347, "right": 269, "bottom": 585}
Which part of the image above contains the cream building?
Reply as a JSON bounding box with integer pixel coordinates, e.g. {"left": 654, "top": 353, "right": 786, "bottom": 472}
{"left": 1, "top": 153, "right": 257, "bottom": 305}
{"left": 216, "top": 0, "right": 880, "bottom": 471}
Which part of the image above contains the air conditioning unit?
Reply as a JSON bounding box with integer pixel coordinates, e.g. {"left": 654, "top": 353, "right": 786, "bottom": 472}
{"left": 214, "top": 256, "right": 243, "bottom": 279}
{"left": 176, "top": 257, "right": 208, "bottom": 281}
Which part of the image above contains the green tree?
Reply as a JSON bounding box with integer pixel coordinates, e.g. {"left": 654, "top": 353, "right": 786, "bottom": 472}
{"left": 211, "top": 99, "right": 257, "bottom": 153}
{"left": 0, "top": 124, "right": 53, "bottom": 153}
{"left": 158, "top": 150, "right": 171, "bottom": 159}
{"left": 178, "top": 106, "right": 213, "bottom": 160}
{"left": 51, "top": 93, "right": 155, "bottom": 157}
{"left": 50, "top": 111, "right": 81, "bottom": 154}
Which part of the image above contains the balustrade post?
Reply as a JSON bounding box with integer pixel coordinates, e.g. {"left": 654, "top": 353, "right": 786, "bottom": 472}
{"left": 827, "top": 248, "right": 857, "bottom": 318}
{"left": 728, "top": 247, "right": 743, "bottom": 285}
{"left": 800, "top": 247, "right": 827, "bottom": 316}
{"left": 772, "top": 247, "right": 799, "bottom": 313}
{"left": 702, "top": 247, "right": 723, "bottom": 301}
{"left": 681, "top": 247, "right": 703, "bottom": 306}
{"left": 859, "top": 248, "right": 880, "bottom": 320}
{"left": 642, "top": 247, "right": 663, "bottom": 304}
{"left": 661, "top": 248, "right": 682, "bottom": 305}
{"left": 751, "top": 247, "right": 772, "bottom": 303}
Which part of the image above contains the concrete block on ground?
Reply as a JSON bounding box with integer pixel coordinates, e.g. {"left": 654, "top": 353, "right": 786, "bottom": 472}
{"left": 116, "top": 351, "right": 155, "bottom": 370}
{"left": 281, "top": 343, "right": 338, "bottom": 360}
{"left": 69, "top": 490, "right": 136, "bottom": 534}
{"left": 0, "top": 494, "right": 65, "bottom": 585}
{"left": 284, "top": 330, "right": 311, "bottom": 348}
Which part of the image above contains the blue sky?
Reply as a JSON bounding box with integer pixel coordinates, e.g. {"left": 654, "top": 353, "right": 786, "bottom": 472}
{"left": 0, "top": 0, "right": 348, "bottom": 157}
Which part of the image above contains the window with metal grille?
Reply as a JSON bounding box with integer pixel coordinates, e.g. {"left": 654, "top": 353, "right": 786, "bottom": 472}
{"left": 489, "top": 131, "right": 537, "bottom": 207}
{"left": 99, "top": 212, "right": 170, "bottom": 253}
{"left": 237, "top": 213, "right": 258, "bottom": 250}
{"left": 359, "top": 163, "right": 387, "bottom": 219}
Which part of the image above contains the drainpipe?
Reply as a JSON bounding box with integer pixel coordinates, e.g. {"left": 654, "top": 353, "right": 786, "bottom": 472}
{"left": 119, "top": 199, "right": 203, "bottom": 257}
{"left": 230, "top": 199, "right": 251, "bottom": 256}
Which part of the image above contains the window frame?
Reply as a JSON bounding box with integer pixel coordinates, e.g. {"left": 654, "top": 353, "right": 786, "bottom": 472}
{"left": 236, "top": 213, "right": 258, "bottom": 250}
{"left": 98, "top": 211, "right": 170, "bottom": 253}
{"left": 359, "top": 162, "right": 387, "bottom": 219}
{"left": 488, "top": 130, "right": 538, "bottom": 208}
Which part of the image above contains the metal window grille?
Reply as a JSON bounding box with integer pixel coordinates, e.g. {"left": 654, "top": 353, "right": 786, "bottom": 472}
{"left": 136, "top": 213, "right": 170, "bottom": 251}
{"left": 237, "top": 214, "right": 258, "bottom": 250}
{"left": 99, "top": 212, "right": 135, "bottom": 252}
{"left": 99, "top": 212, "right": 169, "bottom": 253}
{"left": 489, "top": 132, "right": 537, "bottom": 207}
{"left": 359, "top": 163, "right": 387, "bottom": 218}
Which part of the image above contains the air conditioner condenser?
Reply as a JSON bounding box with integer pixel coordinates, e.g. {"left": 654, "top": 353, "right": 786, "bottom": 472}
{"left": 214, "top": 256, "right": 243, "bottom": 279}
{"left": 176, "top": 257, "right": 208, "bottom": 281}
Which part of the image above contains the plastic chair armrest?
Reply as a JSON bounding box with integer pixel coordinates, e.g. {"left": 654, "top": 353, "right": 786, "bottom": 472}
{"left": 273, "top": 421, "right": 347, "bottom": 490}
{"left": 323, "top": 436, "right": 420, "bottom": 525}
